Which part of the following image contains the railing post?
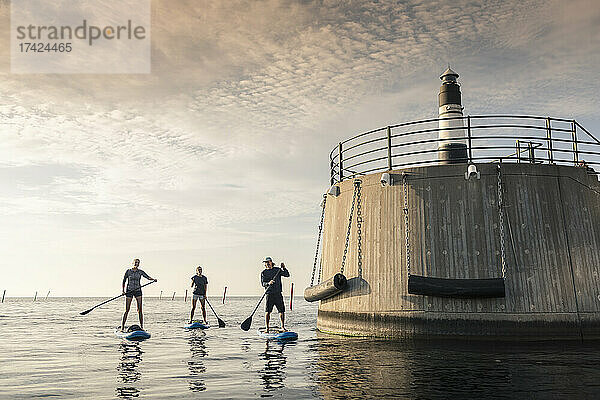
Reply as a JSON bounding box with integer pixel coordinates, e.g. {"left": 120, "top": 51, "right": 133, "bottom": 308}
{"left": 516, "top": 140, "right": 521, "bottom": 163}
{"left": 467, "top": 116, "right": 472, "bottom": 163}
{"left": 546, "top": 117, "right": 553, "bottom": 164}
{"left": 338, "top": 142, "right": 343, "bottom": 181}
{"left": 330, "top": 158, "right": 335, "bottom": 186}
{"left": 572, "top": 120, "right": 578, "bottom": 165}
{"left": 387, "top": 126, "right": 392, "bottom": 170}
{"left": 528, "top": 141, "right": 535, "bottom": 164}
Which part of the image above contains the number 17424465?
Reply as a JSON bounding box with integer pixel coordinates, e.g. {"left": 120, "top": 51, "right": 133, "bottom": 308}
{"left": 19, "top": 42, "right": 72, "bottom": 52}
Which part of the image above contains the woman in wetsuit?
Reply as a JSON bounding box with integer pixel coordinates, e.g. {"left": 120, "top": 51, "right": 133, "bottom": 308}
{"left": 121, "top": 258, "right": 156, "bottom": 331}
{"left": 190, "top": 266, "right": 208, "bottom": 324}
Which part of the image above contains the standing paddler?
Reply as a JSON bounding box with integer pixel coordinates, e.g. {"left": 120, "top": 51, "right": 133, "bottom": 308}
{"left": 190, "top": 266, "right": 209, "bottom": 324}
{"left": 121, "top": 258, "right": 157, "bottom": 331}
{"left": 261, "top": 257, "right": 290, "bottom": 333}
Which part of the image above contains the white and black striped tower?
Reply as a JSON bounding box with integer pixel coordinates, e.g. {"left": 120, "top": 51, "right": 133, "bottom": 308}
{"left": 437, "top": 67, "right": 468, "bottom": 163}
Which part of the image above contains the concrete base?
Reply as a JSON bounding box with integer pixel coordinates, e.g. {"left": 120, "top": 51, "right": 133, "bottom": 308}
{"left": 317, "top": 163, "right": 600, "bottom": 340}
{"left": 317, "top": 309, "right": 600, "bottom": 340}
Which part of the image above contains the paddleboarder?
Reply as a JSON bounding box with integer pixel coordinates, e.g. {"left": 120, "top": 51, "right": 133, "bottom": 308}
{"left": 261, "top": 257, "right": 290, "bottom": 333}
{"left": 190, "top": 266, "right": 209, "bottom": 324}
{"left": 121, "top": 258, "right": 157, "bottom": 331}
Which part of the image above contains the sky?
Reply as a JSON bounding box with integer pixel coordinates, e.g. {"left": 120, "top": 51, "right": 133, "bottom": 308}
{"left": 0, "top": 0, "right": 599, "bottom": 296}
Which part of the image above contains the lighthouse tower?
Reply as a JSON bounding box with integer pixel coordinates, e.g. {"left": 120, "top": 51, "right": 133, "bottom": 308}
{"left": 437, "top": 67, "right": 468, "bottom": 163}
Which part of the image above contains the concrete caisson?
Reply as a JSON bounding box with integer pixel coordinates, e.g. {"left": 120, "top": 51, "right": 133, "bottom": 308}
{"left": 317, "top": 163, "right": 600, "bottom": 339}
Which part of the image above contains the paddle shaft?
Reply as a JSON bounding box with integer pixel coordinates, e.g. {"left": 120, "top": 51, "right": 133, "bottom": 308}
{"left": 249, "top": 268, "right": 283, "bottom": 318}
{"left": 205, "top": 298, "right": 225, "bottom": 327}
{"left": 81, "top": 280, "right": 156, "bottom": 315}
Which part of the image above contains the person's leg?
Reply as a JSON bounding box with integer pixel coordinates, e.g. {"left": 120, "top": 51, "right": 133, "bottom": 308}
{"left": 265, "top": 295, "right": 274, "bottom": 332}
{"left": 200, "top": 297, "right": 207, "bottom": 323}
{"left": 136, "top": 296, "right": 143, "bottom": 329}
{"left": 190, "top": 298, "right": 197, "bottom": 323}
{"left": 275, "top": 294, "right": 286, "bottom": 331}
{"left": 121, "top": 296, "right": 133, "bottom": 330}
{"left": 265, "top": 312, "right": 271, "bottom": 332}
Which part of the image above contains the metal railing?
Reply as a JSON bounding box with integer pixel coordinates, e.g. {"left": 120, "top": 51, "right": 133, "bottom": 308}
{"left": 329, "top": 115, "right": 600, "bottom": 184}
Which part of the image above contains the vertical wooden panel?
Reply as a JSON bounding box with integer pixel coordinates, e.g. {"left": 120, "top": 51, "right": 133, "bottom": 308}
{"left": 559, "top": 167, "right": 600, "bottom": 312}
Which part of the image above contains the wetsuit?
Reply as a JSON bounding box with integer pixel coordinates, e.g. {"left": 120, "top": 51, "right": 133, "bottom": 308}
{"left": 261, "top": 267, "right": 290, "bottom": 313}
{"left": 123, "top": 269, "right": 151, "bottom": 297}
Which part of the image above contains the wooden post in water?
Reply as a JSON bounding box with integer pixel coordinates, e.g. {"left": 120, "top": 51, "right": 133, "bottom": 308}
{"left": 45, "top": 291, "right": 50, "bottom": 300}
{"left": 2, "top": 290, "right": 5, "bottom": 303}
{"left": 159, "top": 290, "right": 163, "bottom": 300}
{"left": 184, "top": 289, "right": 188, "bottom": 302}
{"left": 172, "top": 292, "right": 176, "bottom": 300}
{"left": 222, "top": 286, "right": 227, "bottom": 304}
{"left": 33, "top": 291, "right": 37, "bottom": 302}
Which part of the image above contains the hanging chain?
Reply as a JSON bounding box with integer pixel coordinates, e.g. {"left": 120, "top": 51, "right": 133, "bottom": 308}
{"left": 317, "top": 259, "right": 323, "bottom": 284}
{"left": 355, "top": 180, "right": 363, "bottom": 278}
{"left": 497, "top": 165, "right": 507, "bottom": 279}
{"left": 310, "top": 194, "right": 327, "bottom": 286}
{"left": 403, "top": 173, "right": 411, "bottom": 276}
{"left": 340, "top": 182, "right": 358, "bottom": 276}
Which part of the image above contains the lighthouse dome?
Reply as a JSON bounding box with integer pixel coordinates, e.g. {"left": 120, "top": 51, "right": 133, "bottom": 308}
{"left": 440, "top": 67, "right": 459, "bottom": 82}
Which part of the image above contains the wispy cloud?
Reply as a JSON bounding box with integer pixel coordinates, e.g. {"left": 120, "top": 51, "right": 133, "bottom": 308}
{"left": 0, "top": 0, "right": 598, "bottom": 294}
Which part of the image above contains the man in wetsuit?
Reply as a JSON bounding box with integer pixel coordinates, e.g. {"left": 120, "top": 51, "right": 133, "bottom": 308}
{"left": 261, "top": 257, "right": 290, "bottom": 333}
{"left": 121, "top": 258, "right": 157, "bottom": 331}
{"left": 190, "top": 266, "right": 208, "bottom": 324}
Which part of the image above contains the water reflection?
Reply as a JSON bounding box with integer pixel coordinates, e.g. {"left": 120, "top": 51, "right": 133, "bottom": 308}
{"left": 258, "top": 340, "right": 291, "bottom": 395}
{"left": 313, "top": 335, "right": 520, "bottom": 399}
{"left": 313, "top": 335, "right": 600, "bottom": 399}
{"left": 187, "top": 331, "right": 208, "bottom": 392}
{"left": 115, "top": 342, "right": 143, "bottom": 399}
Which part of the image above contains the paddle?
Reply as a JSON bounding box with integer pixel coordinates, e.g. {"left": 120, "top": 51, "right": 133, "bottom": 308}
{"left": 241, "top": 268, "right": 282, "bottom": 331}
{"left": 205, "top": 297, "right": 226, "bottom": 328}
{"left": 80, "top": 280, "right": 157, "bottom": 315}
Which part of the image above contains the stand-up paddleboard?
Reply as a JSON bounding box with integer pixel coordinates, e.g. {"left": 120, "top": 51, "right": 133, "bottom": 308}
{"left": 115, "top": 325, "right": 151, "bottom": 341}
{"left": 257, "top": 327, "right": 298, "bottom": 341}
{"left": 185, "top": 321, "right": 210, "bottom": 330}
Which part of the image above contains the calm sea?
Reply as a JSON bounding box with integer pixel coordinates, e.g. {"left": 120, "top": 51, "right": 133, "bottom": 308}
{"left": 1, "top": 297, "right": 600, "bottom": 399}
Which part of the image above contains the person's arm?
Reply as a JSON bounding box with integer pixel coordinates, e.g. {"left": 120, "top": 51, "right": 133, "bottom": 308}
{"left": 122, "top": 271, "right": 128, "bottom": 293}
{"left": 261, "top": 270, "right": 270, "bottom": 288}
{"left": 280, "top": 263, "right": 290, "bottom": 277}
{"left": 191, "top": 277, "right": 194, "bottom": 288}
{"left": 141, "top": 270, "right": 156, "bottom": 281}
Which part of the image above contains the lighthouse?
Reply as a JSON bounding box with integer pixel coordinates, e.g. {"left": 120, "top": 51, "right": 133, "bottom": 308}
{"left": 437, "top": 67, "right": 468, "bottom": 163}
{"left": 312, "top": 68, "right": 600, "bottom": 340}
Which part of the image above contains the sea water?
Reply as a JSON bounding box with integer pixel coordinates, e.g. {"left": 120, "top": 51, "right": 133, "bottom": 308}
{"left": 1, "top": 297, "right": 600, "bottom": 399}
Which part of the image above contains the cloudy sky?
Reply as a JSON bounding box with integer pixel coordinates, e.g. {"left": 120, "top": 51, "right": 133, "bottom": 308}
{"left": 0, "top": 0, "right": 599, "bottom": 296}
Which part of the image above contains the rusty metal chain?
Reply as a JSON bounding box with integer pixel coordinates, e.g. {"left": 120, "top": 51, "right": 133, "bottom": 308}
{"left": 403, "top": 173, "right": 411, "bottom": 276}
{"left": 310, "top": 194, "right": 327, "bottom": 286}
{"left": 340, "top": 182, "right": 358, "bottom": 276}
{"left": 355, "top": 179, "right": 363, "bottom": 278}
{"left": 497, "top": 165, "right": 507, "bottom": 279}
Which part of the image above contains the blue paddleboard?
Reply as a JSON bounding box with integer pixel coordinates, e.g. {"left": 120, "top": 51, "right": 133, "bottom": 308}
{"left": 115, "top": 327, "right": 151, "bottom": 341}
{"left": 257, "top": 328, "right": 298, "bottom": 341}
{"left": 185, "top": 321, "right": 210, "bottom": 329}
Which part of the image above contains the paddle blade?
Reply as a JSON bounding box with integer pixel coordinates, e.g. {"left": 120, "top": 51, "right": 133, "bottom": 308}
{"left": 240, "top": 316, "right": 252, "bottom": 331}
{"left": 217, "top": 318, "right": 226, "bottom": 328}
{"left": 79, "top": 308, "right": 92, "bottom": 316}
